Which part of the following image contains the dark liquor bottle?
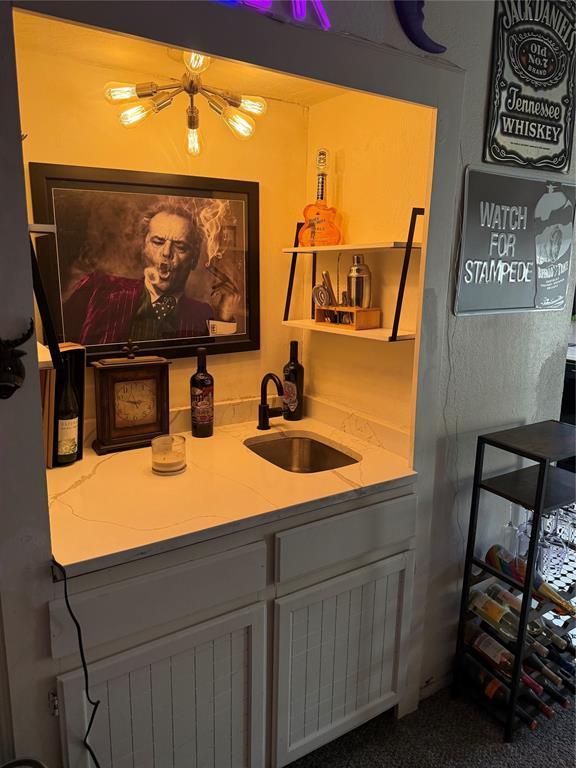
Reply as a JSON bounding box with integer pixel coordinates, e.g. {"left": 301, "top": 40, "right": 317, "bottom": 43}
{"left": 283, "top": 341, "right": 304, "bottom": 421}
{"left": 56, "top": 355, "right": 79, "bottom": 465}
{"left": 190, "top": 347, "right": 214, "bottom": 438}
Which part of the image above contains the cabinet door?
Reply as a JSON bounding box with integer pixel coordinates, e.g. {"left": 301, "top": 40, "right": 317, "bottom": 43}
{"left": 58, "top": 604, "right": 266, "bottom": 768}
{"left": 274, "top": 552, "right": 414, "bottom": 767}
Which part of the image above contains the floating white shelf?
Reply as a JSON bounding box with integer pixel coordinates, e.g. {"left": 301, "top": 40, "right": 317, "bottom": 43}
{"left": 281, "top": 241, "right": 422, "bottom": 254}
{"left": 282, "top": 319, "right": 415, "bottom": 342}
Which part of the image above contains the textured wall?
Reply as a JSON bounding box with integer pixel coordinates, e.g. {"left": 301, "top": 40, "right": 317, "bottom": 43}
{"left": 318, "top": 0, "right": 576, "bottom": 691}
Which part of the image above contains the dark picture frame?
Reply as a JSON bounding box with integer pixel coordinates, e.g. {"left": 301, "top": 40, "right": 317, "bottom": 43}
{"left": 30, "top": 163, "right": 260, "bottom": 362}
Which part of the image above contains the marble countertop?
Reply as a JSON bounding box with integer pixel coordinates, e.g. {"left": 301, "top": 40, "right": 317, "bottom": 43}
{"left": 47, "top": 417, "right": 415, "bottom": 575}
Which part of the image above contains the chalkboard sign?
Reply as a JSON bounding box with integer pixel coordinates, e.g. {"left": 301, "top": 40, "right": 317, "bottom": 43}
{"left": 455, "top": 167, "right": 574, "bottom": 315}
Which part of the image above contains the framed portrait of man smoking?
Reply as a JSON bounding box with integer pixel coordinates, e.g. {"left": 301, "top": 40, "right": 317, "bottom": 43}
{"left": 30, "top": 163, "right": 260, "bottom": 362}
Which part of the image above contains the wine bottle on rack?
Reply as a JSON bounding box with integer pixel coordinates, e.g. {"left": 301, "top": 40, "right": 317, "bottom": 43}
{"left": 523, "top": 653, "right": 562, "bottom": 687}
{"left": 461, "top": 654, "right": 538, "bottom": 731}
{"left": 463, "top": 623, "right": 543, "bottom": 695}
{"left": 554, "top": 665, "right": 576, "bottom": 694}
{"left": 520, "top": 689, "right": 555, "bottom": 720}
{"left": 190, "top": 347, "right": 214, "bottom": 438}
{"left": 538, "top": 678, "right": 572, "bottom": 710}
{"left": 528, "top": 622, "right": 569, "bottom": 651}
{"left": 56, "top": 354, "right": 79, "bottom": 466}
{"left": 485, "top": 584, "right": 562, "bottom": 653}
{"left": 485, "top": 545, "right": 576, "bottom": 617}
{"left": 282, "top": 341, "right": 304, "bottom": 421}
{"left": 547, "top": 645, "right": 576, "bottom": 676}
{"left": 479, "top": 617, "right": 549, "bottom": 658}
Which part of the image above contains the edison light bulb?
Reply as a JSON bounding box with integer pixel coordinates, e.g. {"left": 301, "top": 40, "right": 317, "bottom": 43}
{"left": 119, "top": 101, "right": 155, "bottom": 127}
{"left": 187, "top": 127, "right": 202, "bottom": 156}
{"left": 104, "top": 82, "right": 138, "bottom": 103}
{"left": 238, "top": 95, "right": 267, "bottom": 116}
{"left": 222, "top": 106, "right": 255, "bottom": 139}
{"left": 182, "top": 51, "right": 211, "bottom": 74}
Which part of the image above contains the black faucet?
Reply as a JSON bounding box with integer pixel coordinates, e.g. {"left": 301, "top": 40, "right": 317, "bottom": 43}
{"left": 258, "top": 373, "right": 285, "bottom": 430}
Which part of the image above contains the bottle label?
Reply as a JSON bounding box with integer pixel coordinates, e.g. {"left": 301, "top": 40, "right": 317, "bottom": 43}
{"left": 283, "top": 380, "right": 298, "bottom": 412}
{"left": 474, "top": 633, "right": 507, "bottom": 666}
{"left": 58, "top": 417, "right": 78, "bottom": 456}
{"left": 484, "top": 679, "right": 501, "bottom": 699}
{"left": 191, "top": 386, "right": 214, "bottom": 425}
{"left": 469, "top": 592, "right": 507, "bottom": 624}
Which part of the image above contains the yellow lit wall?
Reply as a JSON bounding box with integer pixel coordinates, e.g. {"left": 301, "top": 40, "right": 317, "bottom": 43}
{"left": 15, "top": 17, "right": 435, "bottom": 455}
{"left": 301, "top": 91, "right": 436, "bottom": 438}
{"left": 15, "top": 37, "right": 308, "bottom": 418}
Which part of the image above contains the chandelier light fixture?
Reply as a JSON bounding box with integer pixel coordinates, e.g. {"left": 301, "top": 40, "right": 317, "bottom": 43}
{"left": 104, "top": 50, "right": 267, "bottom": 156}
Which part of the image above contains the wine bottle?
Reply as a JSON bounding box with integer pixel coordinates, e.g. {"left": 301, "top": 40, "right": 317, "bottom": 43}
{"left": 520, "top": 689, "right": 555, "bottom": 720}
{"left": 463, "top": 623, "right": 543, "bottom": 695}
{"left": 523, "top": 653, "right": 562, "bottom": 688}
{"left": 461, "top": 654, "right": 538, "bottom": 730}
{"left": 547, "top": 645, "right": 576, "bottom": 676}
{"left": 56, "top": 355, "right": 79, "bottom": 465}
{"left": 485, "top": 545, "right": 576, "bottom": 617}
{"left": 485, "top": 584, "right": 557, "bottom": 654}
{"left": 468, "top": 590, "right": 519, "bottom": 642}
{"left": 481, "top": 618, "right": 549, "bottom": 659}
{"left": 554, "top": 665, "right": 576, "bottom": 694}
{"left": 190, "top": 347, "right": 214, "bottom": 438}
{"left": 528, "top": 622, "right": 568, "bottom": 651}
{"left": 282, "top": 341, "right": 304, "bottom": 421}
{"left": 539, "top": 678, "right": 572, "bottom": 710}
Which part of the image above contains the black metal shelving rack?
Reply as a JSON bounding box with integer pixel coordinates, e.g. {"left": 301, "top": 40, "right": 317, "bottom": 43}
{"left": 454, "top": 420, "right": 576, "bottom": 741}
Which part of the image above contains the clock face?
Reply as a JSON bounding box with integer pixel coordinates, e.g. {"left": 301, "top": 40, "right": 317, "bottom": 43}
{"left": 114, "top": 379, "right": 157, "bottom": 428}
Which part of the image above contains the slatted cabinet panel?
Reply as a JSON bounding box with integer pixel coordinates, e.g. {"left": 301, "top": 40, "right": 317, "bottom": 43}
{"left": 58, "top": 604, "right": 266, "bottom": 768}
{"left": 274, "top": 552, "right": 414, "bottom": 767}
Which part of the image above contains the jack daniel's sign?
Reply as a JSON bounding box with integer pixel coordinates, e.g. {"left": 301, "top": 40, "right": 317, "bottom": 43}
{"left": 485, "top": 0, "right": 575, "bottom": 173}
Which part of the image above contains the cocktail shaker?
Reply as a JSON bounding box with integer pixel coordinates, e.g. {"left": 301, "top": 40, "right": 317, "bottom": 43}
{"left": 347, "top": 254, "right": 372, "bottom": 308}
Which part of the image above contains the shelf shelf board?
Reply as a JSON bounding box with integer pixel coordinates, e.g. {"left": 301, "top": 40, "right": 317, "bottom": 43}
{"left": 282, "top": 241, "right": 422, "bottom": 254}
{"left": 37, "top": 342, "right": 53, "bottom": 370}
{"left": 482, "top": 420, "right": 576, "bottom": 462}
{"left": 282, "top": 319, "right": 415, "bottom": 342}
{"left": 479, "top": 465, "right": 576, "bottom": 512}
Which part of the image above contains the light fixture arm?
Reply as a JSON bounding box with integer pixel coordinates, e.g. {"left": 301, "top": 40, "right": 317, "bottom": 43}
{"left": 187, "top": 96, "right": 199, "bottom": 130}
{"left": 203, "top": 90, "right": 226, "bottom": 116}
{"left": 201, "top": 84, "right": 242, "bottom": 109}
{"left": 135, "top": 81, "right": 182, "bottom": 98}
{"left": 154, "top": 86, "right": 184, "bottom": 111}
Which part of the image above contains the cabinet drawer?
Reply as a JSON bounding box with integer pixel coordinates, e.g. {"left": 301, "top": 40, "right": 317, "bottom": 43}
{"left": 275, "top": 494, "right": 416, "bottom": 583}
{"left": 50, "top": 541, "right": 266, "bottom": 658}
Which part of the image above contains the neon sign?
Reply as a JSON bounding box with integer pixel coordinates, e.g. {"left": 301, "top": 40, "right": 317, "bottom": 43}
{"left": 216, "top": 1, "right": 446, "bottom": 54}
{"left": 217, "top": 0, "right": 331, "bottom": 31}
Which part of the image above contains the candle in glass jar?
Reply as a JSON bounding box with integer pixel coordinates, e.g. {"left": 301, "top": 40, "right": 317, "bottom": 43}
{"left": 151, "top": 435, "right": 186, "bottom": 475}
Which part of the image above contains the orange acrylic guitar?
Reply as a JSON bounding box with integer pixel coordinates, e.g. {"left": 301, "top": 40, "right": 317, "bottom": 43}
{"left": 298, "top": 149, "right": 342, "bottom": 247}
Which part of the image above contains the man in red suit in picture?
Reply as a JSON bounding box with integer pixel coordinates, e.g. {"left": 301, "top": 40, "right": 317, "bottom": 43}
{"left": 63, "top": 202, "right": 238, "bottom": 345}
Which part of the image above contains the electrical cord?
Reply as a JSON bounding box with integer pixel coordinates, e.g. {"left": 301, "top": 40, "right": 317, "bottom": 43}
{"left": 51, "top": 559, "right": 102, "bottom": 768}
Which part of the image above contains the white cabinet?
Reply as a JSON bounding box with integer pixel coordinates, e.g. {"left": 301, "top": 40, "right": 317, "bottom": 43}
{"left": 274, "top": 552, "right": 415, "bottom": 767}
{"left": 57, "top": 604, "right": 266, "bottom": 768}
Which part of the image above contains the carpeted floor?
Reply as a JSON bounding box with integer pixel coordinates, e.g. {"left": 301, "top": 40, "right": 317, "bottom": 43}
{"left": 290, "top": 689, "right": 576, "bottom": 768}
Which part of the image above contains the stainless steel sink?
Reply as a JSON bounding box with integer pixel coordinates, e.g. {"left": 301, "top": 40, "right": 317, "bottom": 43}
{"left": 244, "top": 432, "right": 360, "bottom": 473}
